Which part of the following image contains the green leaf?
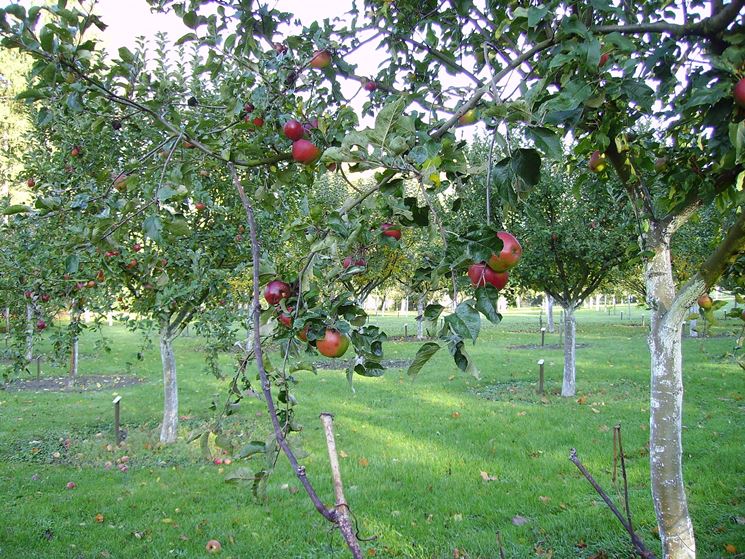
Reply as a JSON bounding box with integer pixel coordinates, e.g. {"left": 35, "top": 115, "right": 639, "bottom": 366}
{"left": 407, "top": 342, "right": 441, "bottom": 378}
{"left": 143, "top": 215, "right": 162, "bottom": 241}
{"left": 527, "top": 6, "right": 548, "bottom": 27}
{"left": 2, "top": 204, "right": 32, "bottom": 215}
{"left": 445, "top": 302, "right": 481, "bottom": 344}
{"left": 65, "top": 254, "right": 80, "bottom": 274}
{"left": 39, "top": 25, "right": 55, "bottom": 52}
{"left": 424, "top": 303, "right": 444, "bottom": 321}
{"left": 118, "top": 47, "right": 134, "bottom": 63}
{"left": 475, "top": 288, "right": 502, "bottom": 324}
{"left": 449, "top": 340, "right": 480, "bottom": 378}
{"left": 238, "top": 441, "right": 266, "bottom": 459}
{"left": 526, "top": 127, "right": 562, "bottom": 159}
{"left": 369, "top": 96, "right": 408, "bottom": 148}
{"left": 224, "top": 467, "right": 255, "bottom": 483}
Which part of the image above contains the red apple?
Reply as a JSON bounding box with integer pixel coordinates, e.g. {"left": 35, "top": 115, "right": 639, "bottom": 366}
{"left": 292, "top": 139, "right": 320, "bottom": 164}
{"left": 297, "top": 324, "right": 310, "bottom": 342}
{"left": 113, "top": 173, "right": 128, "bottom": 192}
{"left": 132, "top": 243, "right": 142, "bottom": 252}
{"left": 303, "top": 118, "right": 319, "bottom": 132}
{"left": 364, "top": 80, "right": 377, "bottom": 92}
{"left": 252, "top": 116, "right": 264, "bottom": 127}
{"left": 468, "top": 263, "right": 509, "bottom": 290}
{"left": 36, "top": 319, "right": 47, "bottom": 331}
{"left": 41, "top": 294, "right": 50, "bottom": 303}
{"left": 342, "top": 256, "right": 355, "bottom": 269}
{"left": 697, "top": 294, "right": 713, "bottom": 310}
{"left": 734, "top": 78, "right": 745, "bottom": 108}
{"left": 278, "top": 312, "right": 293, "bottom": 328}
{"left": 309, "top": 49, "right": 332, "bottom": 69}
{"left": 125, "top": 259, "right": 138, "bottom": 270}
{"left": 486, "top": 231, "right": 522, "bottom": 272}
{"left": 96, "top": 270, "right": 105, "bottom": 282}
{"left": 70, "top": 145, "right": 81, "bottom": 157}
{"left": 264, "top": 280, "right": 291, "bottom": 306}
{"left": 24, "top": 290, "right": 33, "bottom": 299}
{"left": 283, "top": 119, "right": 305, "bottom": 141}
{"left": 598, "top": 52, "right": 610, "bottom": 67}
{"left": 213, "top": 458, "right": 223, "bottom": 465}
{"left": 66, "top": 481, "right": 76, "bottom": 490}
{"left": 182, "top": 140, "right": 196, "bottom": 149}
{"left": 588, "top": 150, "right": 606, "bottom": 173}
{"left": 27, "top": 178, "right": 35, "bottom": 188}
{"left": 206, "top": 540, "right": 222, "bottom": 554}
{"left": 195, "top": 202, "right": 206, "bottom": 211}
{"left": 355, "top": 258, "right": 366, "bottom": 267}
{"left": 316, "top": 329, "right": 350, "bottom": 358}
{"left": 243, "top": 103, "right": 254, "bottom": 114}
{"left": 380, "top": 223, "right": 401, "bottom": 241}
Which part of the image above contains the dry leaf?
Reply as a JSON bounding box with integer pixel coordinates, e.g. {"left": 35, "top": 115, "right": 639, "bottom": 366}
{"left": 575, "top": 539, "right": 587, "bottom": 549}
{"left": 367, "top": 548, "right": 377, "bottom": 557}
{"left": 480, "top": 471, "right": 497, "bottom": 481}
{"left": 538, "top": 495, "right": 551, "bottom": 503}
{"left": 358, "top": 457, "right": 369, "bottom": 467}
{"left": 448, "top": 375, "right": 455, "bottom": 381}
{"left": 453, "top": 513, "right": 463, "bottom": 522}
{"left": 725, "top": 544, "right": 737, "bottom": 554}
{"left": 511, "top": 515, "right": 528, "bottom": 526}
{"left": 577, "top": 395, "right": 587, "bottom": 405}
{"left": 95, "top": 514, "right": 104, "bottom": 523}
{"left": 591, "top": 407, "right": 601, "bottom": 414}
{"left": 589, "top": 552, "right": 608, "bottom": 559}
{"left": 517, "top": 411, "right": 527, "bottom": 416}
{"left": 451, "top": 411, "right": 461, "bottom": 419}
{"left": 339, "top": 450, "right": 349, "bottom": 458}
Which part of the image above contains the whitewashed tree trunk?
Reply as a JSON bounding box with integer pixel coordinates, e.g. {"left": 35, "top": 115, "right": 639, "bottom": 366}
{"left": 25, "top": 302, "right": 33, "bottom": 362}
{"left": 516, "top": 295, "right": 522, "bottom": 309}
{"left": 595, "top": 295, "right": 601, "bottom": 311}
{"left": 159, "top": 325, "right": 179, "bottom": 444}
{"left": 561, "top": 303, "right": 576, "bottom": 397}
{"left": 416, "top": 295, "right": 425, "bottom": 340}
{"left": 646, "top": 231, "right": 697, "bottom": 559}
{"left": 545, "top": 294, "right": 555, "bottom": 333}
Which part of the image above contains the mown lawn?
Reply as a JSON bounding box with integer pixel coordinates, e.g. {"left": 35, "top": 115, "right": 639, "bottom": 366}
{"left": 1, "top": 306, "right": 743, "bottom": 558}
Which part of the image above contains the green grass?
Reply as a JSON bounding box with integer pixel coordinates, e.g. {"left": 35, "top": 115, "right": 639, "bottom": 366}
{"left": 1, "top": 306, "right": 744, "bottom": 558}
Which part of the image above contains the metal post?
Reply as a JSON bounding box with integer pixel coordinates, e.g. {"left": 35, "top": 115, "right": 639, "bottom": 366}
{"left": 36, "top": 356, "right": 41, "bottom": 380}
{"left": 540, "top": 327, "right": 546, "bottom": 347}
{"left": 404, "top": 324, "right": 408, "bottom": 338}
{"left": 537, "top": 359, "right": 545, "bottom": 394}
{"left": 113, "top": 396, "right": 122, "bottom": 444}
{"left": 620, "top": 311, "right": 624, "bottom": 320}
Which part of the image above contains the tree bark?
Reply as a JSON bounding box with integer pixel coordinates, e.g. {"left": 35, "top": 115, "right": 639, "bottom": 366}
{"left": 25, "top": 302, "right": 33, "bottom": 362}
{"left": 416, "top": 295, "right": 425, "bottom": 340}
{"left": 68, "top": 304, "right": 79, "bottom": 387}
{"left": 646, "top": 232, "right": 696, "bottom": 559}
{"left": 545, "top": 293, "right": 555, "bottom": 333}
{"left": 561, "top": 303, "right": 577, "bottom": 397}
{"left": 159, "top": 324, "right": 179, "bottom": 444}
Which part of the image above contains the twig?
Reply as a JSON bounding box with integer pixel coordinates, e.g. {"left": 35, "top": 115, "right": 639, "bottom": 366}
{"left": 569, "top": 449, "right": 655, "bottom": 558}
{"left": 617, "top": 424, "right": 633, "bottom": 532}
{"left": 496, "top": 530, "right": 506, "bottom": 559}
{"left": 320, "top": 413, "right": 364, "bottom": 559}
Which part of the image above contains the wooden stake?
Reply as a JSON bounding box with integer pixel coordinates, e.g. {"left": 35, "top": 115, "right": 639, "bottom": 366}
{"left": 113, "top": 396, "right": 122, "bottom": 444}
{"left": 537, "top": 359, "right": 545, "bottom": 394}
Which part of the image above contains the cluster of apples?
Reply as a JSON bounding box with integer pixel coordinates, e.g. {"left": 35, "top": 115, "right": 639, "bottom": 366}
{"left": 467, "top": 231, "right": 522, "bottom": 290}
{"left": 264, "top": 279, "right": 350, "bottom": 358}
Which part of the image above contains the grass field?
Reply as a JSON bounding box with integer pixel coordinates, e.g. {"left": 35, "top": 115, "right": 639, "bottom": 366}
{"left": 1, "top": 306, "right": 743, "bottom": 558}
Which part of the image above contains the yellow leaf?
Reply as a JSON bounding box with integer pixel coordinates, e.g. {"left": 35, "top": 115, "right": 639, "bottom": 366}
{"left": 451, "top": 411, "right": 461, "bottom": 419}
{"left": 725, "top": 544, "right": 737, "bottom": 554}
{"left": 95, "top": 514, "right": 104, "bottom": 523}
{"left": 577, "top": 396, "right": 587, "bottom": 405}
{"left": 339, "top": 450, "right": 349, "bottom": 458}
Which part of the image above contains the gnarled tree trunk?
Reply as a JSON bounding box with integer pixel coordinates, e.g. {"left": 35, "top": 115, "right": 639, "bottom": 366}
{"left": 159, "top": 324, "right": 179, "bottom": 444}
{"left": 646, "top": 231, "right": 696, "bottom": 559}
{"left": 561, "top": 303, "right": 576, "bottom": 397}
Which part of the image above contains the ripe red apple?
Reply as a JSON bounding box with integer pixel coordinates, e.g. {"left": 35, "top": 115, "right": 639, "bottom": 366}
{"left": 342, "top": 256, "right": 355, "bottom": 269}
{"left": 24, "top": 290, "right": 33, "bottom": 299}
{"left": 264, "top": 280, "right": 291, "bottom": 306}
{"left": 598, "top": 52, "right": 610, "bottom": 67}
{"left": 205, "top": 540, "right": 222, "bottom": 554}
{"left": 364, "top": 80, "right": 377, "bottom": 92}
{"left": 213, "top": 458, "right": 223, "bottom": 465}
{"left": 252, "top": 116, "right": 264, "bottom": 127}
{"left": 283, "top": 119, "right": 305, "bottom": 141}
{"left": 125, "top": 259, "right": 138, "bottom": 270}
{"left": 734, "top": 78, "right": 745, "bottom": 108}
{"left": 70, "top": 145, "right": 81, "bottom": 157}
{"left": 66, "top": 481, "right": 76, "bottom": 490}
{"left": 380, "top": 223, "right": 401, "bottom": 241}
{"left": 41, "top": 294, "right": 50, "bottom": 303}
{"left": 486, "top": 231, "right": 522, "bottom": 272}
{"left": 36, "top": 319, "right": 47, "bottom": 331}
{"left": 588, "top": 150, "right": 606, "bottom": 173}
{"left": 27, "top": 177, "right": 35, "bottom": 188}
{"left": 133, "top": 243, "right": 142, "bottom": 252}
{"left": 243, "top": 103, "right": 255, "bottom": 114}
{"left": 457, "top": 109, "right": 477, "bottom": 126}
{"left": 297, "top": 324, "right": 310, "bottom": 342}
{"left": 697, "top": 294, "right": 713, "bottom": 310}
{"left": 316, "top": 329, "right": 350, "bottom": 358}
{"left": 278, "top": 312, "right": 293, "bottom": 328}
{"left": 355, "top": 258, "right": 366, "bottom": 267}
{"left": 468, "top": 263, "right": 509, "bottom": 290}
{"left": 292, "top": 139, "right": 320, "bottom": 164}
{"left": 309, "top": 49, "right": 332, "bottom": 69}
{"left": 195, "top": 202, "right": 206, "bottom": 211}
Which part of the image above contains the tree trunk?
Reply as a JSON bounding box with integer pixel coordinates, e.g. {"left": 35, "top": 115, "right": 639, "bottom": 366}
{"left": 25, "top": 302, "right": 33, "bottom": 362}
{"left": 646, "top": 235, "right": 696, "bottom": 559}
{"left": 159, "top": 325, "right": 179, "bottom": 444}
{"left": 68, "top": 305, "right": 79, "bottom": 387}
{"left": 561, "top": 303, "right": 576, "bottom": 397}
{"left": 416, "top": 295, "right": 425, "bottom": 340}
{"left": 516, "top": 295, "right": 522, "bottom": 309}
{"left": 545, "top": 293, "right": 555, "bottom": 333}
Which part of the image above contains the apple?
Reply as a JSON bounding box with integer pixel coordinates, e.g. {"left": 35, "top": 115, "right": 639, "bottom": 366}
{"left": 252, "top": 116, "right": 264, "bottom": 127}
{"left": 734, "top": 78, "right": 745, "bottom": 108}
{"left": 467, "top": 263, "right": 509, "bottom": 290}
{"left": 278, "top": 307, "right": 294, "bottom": 328}
{"left": 113, "top": 173, "right": 128, "bottom": 192}
{"left": 303, "top": 118, "right": 319, "bottom": 132}
{"left": 457, "top": 109, "right": 477, "bottom": 126}
{"left": 41, "top": 294, "right": 50, "bottom": 303}
{"left": 24, "top": 290, "right": 33, "bottom": 299}
{"left": 380, "top": 223, "right": 401, "bottom": 241}
{"left": 486, "top": 231, "right": 522, "bottom": 272}
{"left": 223, "top": 458, "right": 232, "bottom": 465}
{"left": 588, "top": 150, "right": 606, "bottom": 173}
{"left": 205, "top": 540, "right": 222, "bottom": 554}
{"left": 316, "top": 329, "right": 350, "bottom": 358}
{"left": 292, "top": 139, "right": 320, "bottom": 164}
{"left": 243, "top": 103, "right": 255, "bottom": 114}
{"left": 27, "top": 178, "right": 35, "bottom": 188}
{"left": 598, "top": 52, "right": 610, "bottom": 67}
{"left": 195, "top": 202, "right": 206, "bottom": 211}
{"left": 364, "top": 80, "right": 377, "bottom": 92}
{"left": 283, "top": 119, "right": 305, "bottom": 141}
{"left": 86, "top": 280, "right": 96, "bottom": 288}
{"left": 66, "top": 481, "right": 76, "bottom": 490}
{"left": 264, "top": 280, "right": 292, "bottom": 306}
{"left": 297, "top": 324, "right": 310, "bottom": 342}
{"left": 70, "top": 145, "right": 81, "bottom": 157}
{"left": 697, "top": 294, "right": 713, "bottom": 310}
{"left": 36, "top": 319, "right": 47, "bottom": 331}
{"left": 326, "top": 162, "right": 338, "bottom": 172}
{"left": 342, "top": 256, "right": 355, "bottom": 269}
{"left": 133, "top": 243, "right": 142, "bottom": 252}
{"left": 96, "top": 270, "right": 105, "bottom": 282}
{"left": 309, "top": 49, "right": 332, "bottom": 69}
{"left": 213, "top": 458, "right": 223, "bottom": 465}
